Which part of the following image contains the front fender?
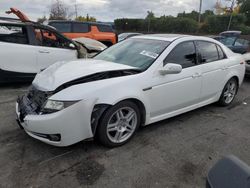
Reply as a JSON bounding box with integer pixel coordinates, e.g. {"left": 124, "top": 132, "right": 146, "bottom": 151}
{"left": 96, "top": 88, "right": 151, "bottom": 125}
{"left": 49, "top": 78, "right": 151, "bottom": 125}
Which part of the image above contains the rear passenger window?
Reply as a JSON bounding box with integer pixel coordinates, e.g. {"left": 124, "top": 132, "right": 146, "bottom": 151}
{"left": 0, "top": 24, "right": 29, "bottom": 44}
{"left": 49, "top": 22, "right": 71, "bottom": 33}
{"left": 196, "top": 41, "right": 219, "bottom": 63}
{"left": 164, "top": 41, "right": 197, "bottom": 68}
{"left": 72, "top": 23, "right": 89, "bottom": 33}
{"left": 217, "top": 45, "right": 226, "bottom": 60}
{"left": 97, "top": 25, "right": 113, "bottom": 32}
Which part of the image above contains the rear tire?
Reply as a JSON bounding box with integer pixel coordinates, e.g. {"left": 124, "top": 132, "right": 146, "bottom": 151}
{"left": 97, "top": 101, "right": 141, "bottom": 147}
{"left": 218, "top": 78, "right": 238, "bottom": 106}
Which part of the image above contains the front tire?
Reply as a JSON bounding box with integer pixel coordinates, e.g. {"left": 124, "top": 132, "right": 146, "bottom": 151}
{"left": 218, "top": 78, "right": 238, "bottom": 106}
{"left": 97, "top": 101, "right": 141, "bottom": 147}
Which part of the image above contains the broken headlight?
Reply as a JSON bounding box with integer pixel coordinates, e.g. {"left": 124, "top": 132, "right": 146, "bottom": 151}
{"left": 43, "top": 100, "right": 79, "bottom": 112}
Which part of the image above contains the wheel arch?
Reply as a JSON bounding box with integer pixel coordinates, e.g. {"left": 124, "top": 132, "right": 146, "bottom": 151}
{"left": 223, "top": 70, "right": 242, "bottom": 89}
{"left": 91, "top": 97, "right": 147, "bottom": 136}
{"left": 231, "top": 75, "right": 239, "bottom": 86}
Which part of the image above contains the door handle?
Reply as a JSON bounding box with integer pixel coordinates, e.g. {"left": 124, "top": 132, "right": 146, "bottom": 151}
{"left": 192, "top": 73, "right": 202, "bottom": 78}
{"left": 39, "top": 50, "right": 50, "bottom": 54}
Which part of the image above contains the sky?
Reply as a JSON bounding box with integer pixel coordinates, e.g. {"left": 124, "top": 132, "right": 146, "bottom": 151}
{"left": 0, "top": 0, "right": 230, "bottom": 22}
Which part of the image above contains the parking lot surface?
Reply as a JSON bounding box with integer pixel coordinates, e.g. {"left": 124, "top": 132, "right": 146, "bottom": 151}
{"left": 1, "top": 79, "right": 250, "bottom": 188}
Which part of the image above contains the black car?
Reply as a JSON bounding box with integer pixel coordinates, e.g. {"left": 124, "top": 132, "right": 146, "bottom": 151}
{"left": 214, "top": 31, "right": 250, "bottom": 54}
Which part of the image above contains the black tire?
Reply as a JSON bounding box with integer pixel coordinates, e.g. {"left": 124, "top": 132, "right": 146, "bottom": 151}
{"left": 218, "top": 78, "right": 238, "bottom": 106}
{"left": 97, "top": 101, "right": 141, "bottom": 147}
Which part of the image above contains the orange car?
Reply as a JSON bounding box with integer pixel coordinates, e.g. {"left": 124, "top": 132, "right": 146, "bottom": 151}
{"left": 48, "top": 21, "right": 117, "bottom": 46}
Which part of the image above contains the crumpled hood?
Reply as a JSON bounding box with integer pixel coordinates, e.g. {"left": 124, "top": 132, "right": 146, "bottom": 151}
{"left": 33, "top": 59, "right": 137, "bottom": 91}
{"left": 73, "top": 37, "right": 107, "bottom": 51}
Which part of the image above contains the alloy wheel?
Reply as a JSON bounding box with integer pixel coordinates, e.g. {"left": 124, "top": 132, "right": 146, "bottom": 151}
{"left": 106, "top": 107, "right": 137, "bottom": 143}
{"left": 223, "top": 80, "right": 237, "bottom": 104}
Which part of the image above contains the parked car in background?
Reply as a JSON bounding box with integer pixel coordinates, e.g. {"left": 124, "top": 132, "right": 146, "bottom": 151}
{"left": 16, "top": 34, "right": 245, "bottom": 147}
{"left": 48, "top": 20, "right": 117, "bottom": 46}
{"left": 73, "top": 37, "right": 107, "bottom": 57}
{"left": 214, "top": 31, "right": 250, "bottom": 75}
{"left": 118, "top": 32, "right": 142, "bottom": 42}
{"left": 0, "top": 8, "right": 106, "bottom": 83}
{"left": 215, "top": 31, "right": 250, "bottom": 54}
{"left": 0, "top": 19, "right": 105, "bottom": 83}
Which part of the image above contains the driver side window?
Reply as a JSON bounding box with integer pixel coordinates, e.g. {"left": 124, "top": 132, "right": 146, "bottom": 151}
{"left": 164, "top": 41, "right": 197, "bottom": 68}
{"left": 34, "top": 27, "right": 71, "bottom": 49}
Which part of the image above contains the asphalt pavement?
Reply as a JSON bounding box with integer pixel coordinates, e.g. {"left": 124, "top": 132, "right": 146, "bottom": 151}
{"left": 1, "top": 79, "right": 250, "bottom": 188}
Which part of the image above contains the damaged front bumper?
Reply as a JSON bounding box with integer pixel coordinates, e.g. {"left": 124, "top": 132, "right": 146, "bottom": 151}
{"left": 16, "top": 96, "right": 95, "bottom": 147}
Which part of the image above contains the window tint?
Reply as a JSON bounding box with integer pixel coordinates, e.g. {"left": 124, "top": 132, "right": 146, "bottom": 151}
{"left": 72, "top": 23, "right": 89, "bottom": 33}
{"left": 97, "top": 25, "right": 113, "bottom": 32}
{"left": 164, "top": 41, "right": 197, "bottom": 68}
{"left": 217, "top": 45, "right": 226, "bottom": 60}
{"left": 49, "top": 22, "right": 71, "bottom": 33}
{"left": 196, "top": 41, "right": 219, "bottom": 63}
{"left": 0, "top": 24, "right": 28, "bottom": 44}
{"left": 34, "top": 27, "right": 73, "bottom": 49}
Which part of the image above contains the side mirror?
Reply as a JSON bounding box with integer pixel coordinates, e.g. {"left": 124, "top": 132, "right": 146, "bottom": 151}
{"left": 159, "top": 63, "right": 182, "bottom": 75}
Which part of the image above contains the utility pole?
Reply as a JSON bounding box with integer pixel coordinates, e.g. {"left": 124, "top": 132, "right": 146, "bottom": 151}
{"left": 227, "top": 0, "right": 236, "bottom": 30}
{"left": 148, "top": 19, "right": 151, "bottom": 33}
{"left": 74, "top": 0, "right": 78, "bottom": 19}
{"left": 198, "top": 0, "right": 203, "bottom": 23}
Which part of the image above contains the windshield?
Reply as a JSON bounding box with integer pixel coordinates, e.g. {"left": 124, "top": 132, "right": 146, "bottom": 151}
{"left": 118, "top": 33, "right": 130, "bottom": 41}
{"left": 94, "top": 38, "right": 170, "bottom": 70}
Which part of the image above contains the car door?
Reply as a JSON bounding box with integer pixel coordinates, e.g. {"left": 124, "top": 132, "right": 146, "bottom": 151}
{"left": 0, "top": 24, "right": 38, "bottom": 73}
{"left": 147, "top": 41, "right": 202, "bottom": 119}
{"left": 33, "top": 27, "right": 78, "bottom": 71}
{"left": 196, "top": 41, "right": 228, "bottom": 101}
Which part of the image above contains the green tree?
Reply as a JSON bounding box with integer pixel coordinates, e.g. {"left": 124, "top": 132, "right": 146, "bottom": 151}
{"left": 204, "top": 14, "right": 246, "bottom": 33}
{"left": 239, "top": 0, "right": 250, "bottom": 25}
{"left": 237, "top": 0, "right": 247, "bottom": 5}
{"left": 75, "top": 14, "right": 96, "bottom": 22}
{"left": 178, "top": 10, "right": 214, "bottom": 22}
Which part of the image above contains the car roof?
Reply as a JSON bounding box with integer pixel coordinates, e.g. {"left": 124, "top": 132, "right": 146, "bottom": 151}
{"left": 48, "top": 20, "right": 112, "bottom": 26}
{"left": 133, "top": 34, "right": 190, "bottom": 42}
{"left": 220, "top": 31, "right": 241, "bottom": 35}
{"left": 120, "top": 32, "right": 141, "bottom": 35}
{"left": 133, "top": 34, "right": 223, "bottom": 43}
{"left": 0, "top": 18, "right": 59, "bottom": 30}
{"left": 0, "top": 18, "right": 24, "bottom": 24}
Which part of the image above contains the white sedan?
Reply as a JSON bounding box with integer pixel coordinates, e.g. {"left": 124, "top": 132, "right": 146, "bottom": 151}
{"left": 16, "top": 34, "right": 245, "bottom": 147}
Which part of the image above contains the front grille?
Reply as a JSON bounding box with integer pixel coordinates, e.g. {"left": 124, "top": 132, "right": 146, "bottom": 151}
{"left": 18, "top": 86, "right": 51, "bottom": 121}
{"left": 27, "top": 86, "right": 49, "bottom": 109}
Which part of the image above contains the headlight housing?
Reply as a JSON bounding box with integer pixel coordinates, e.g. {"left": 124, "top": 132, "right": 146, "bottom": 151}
{"left": 42, "top": 100, "right": 79, "bottom": 113}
